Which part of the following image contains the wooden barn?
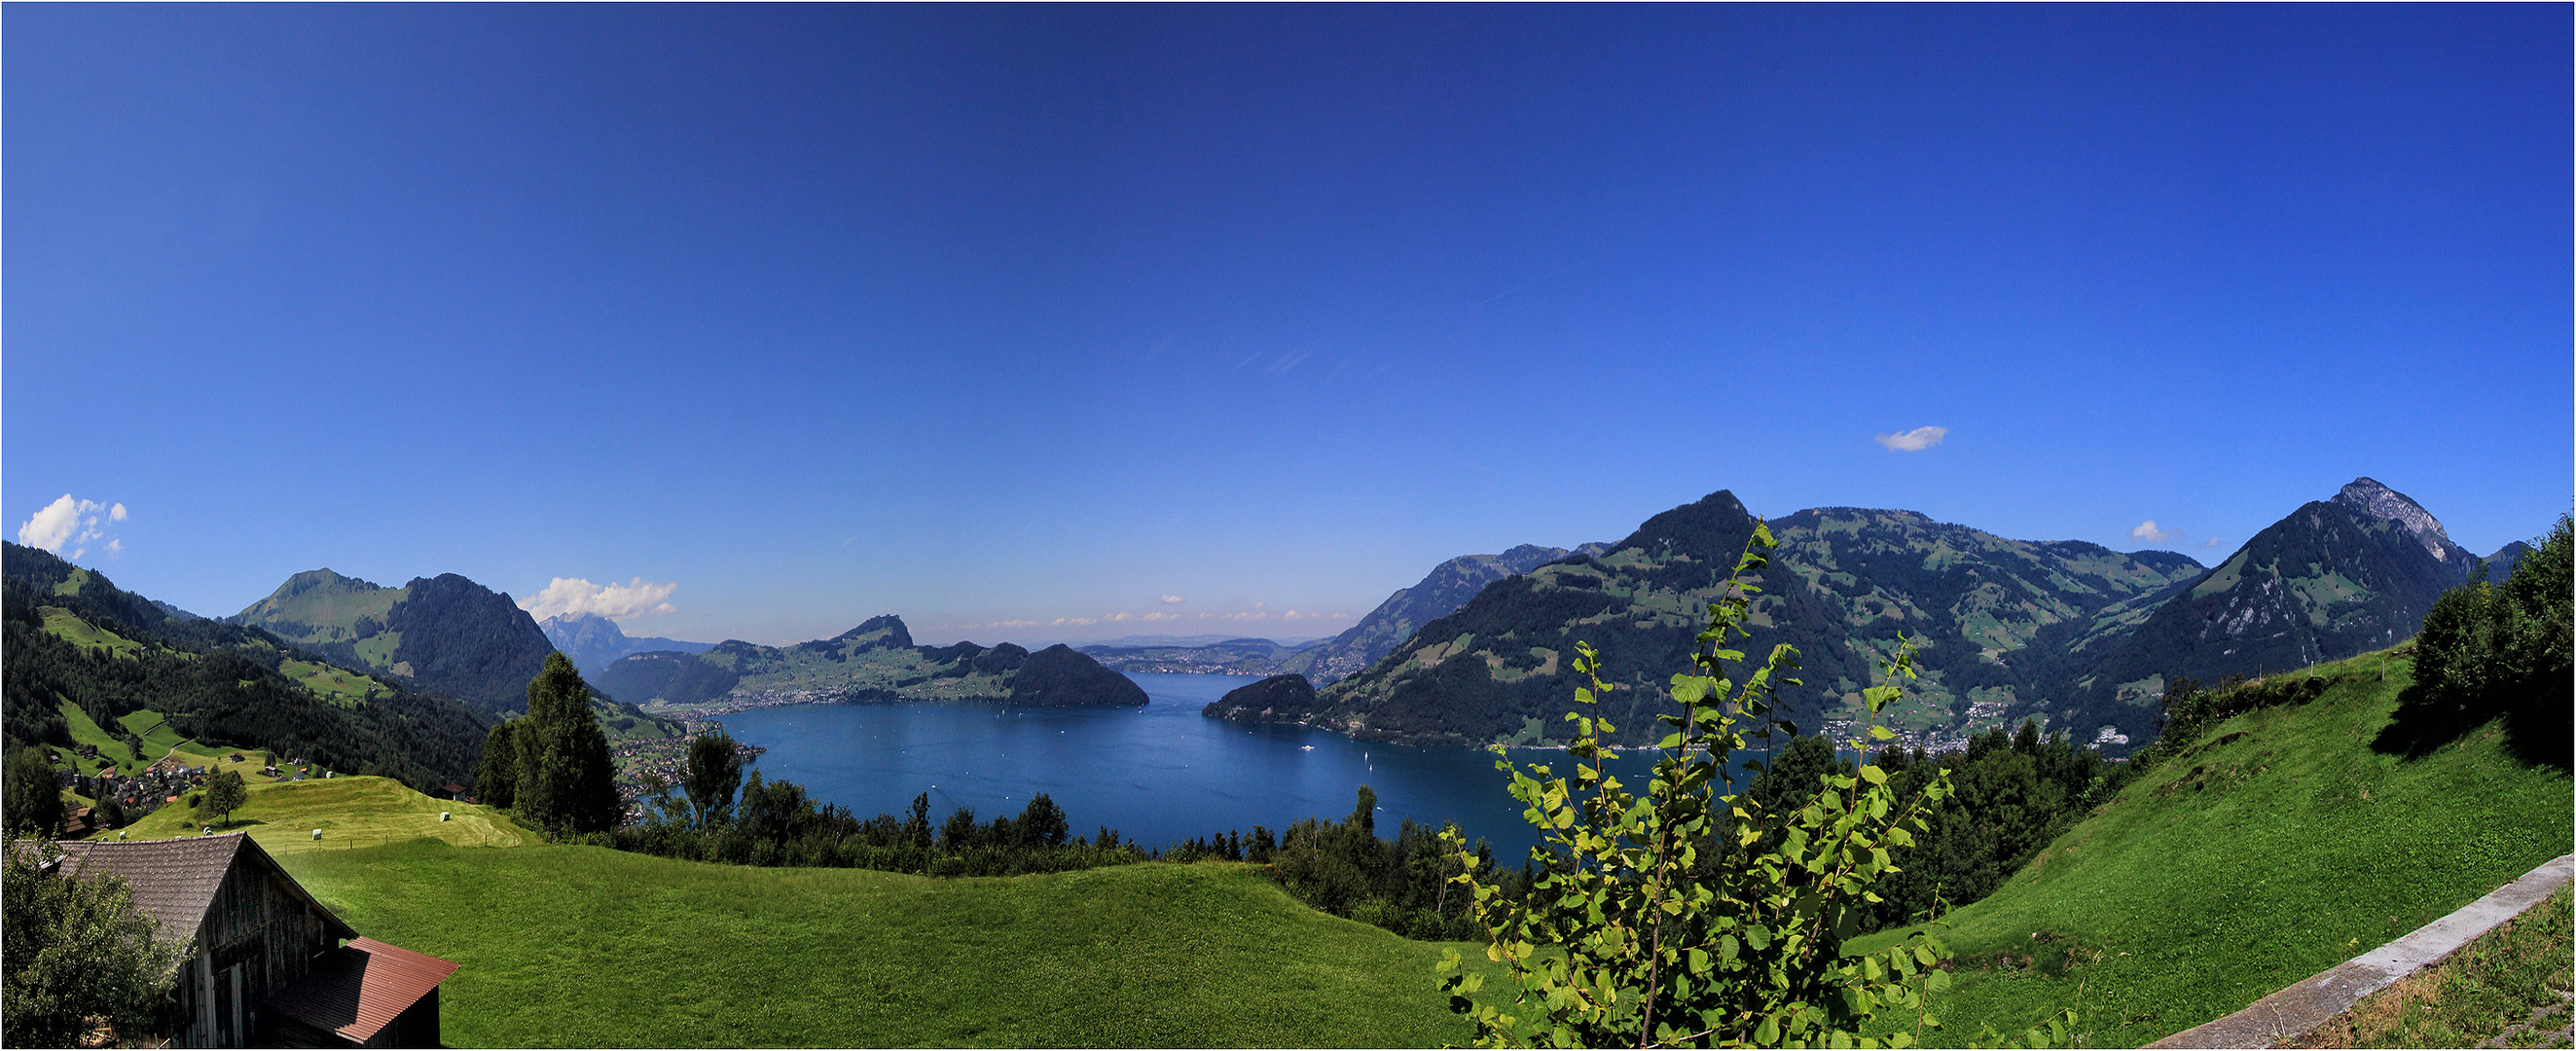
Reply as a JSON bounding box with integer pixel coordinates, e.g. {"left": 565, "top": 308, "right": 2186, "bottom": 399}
{"left": 49, "top": 832, "right": 459, "bottom": 1048}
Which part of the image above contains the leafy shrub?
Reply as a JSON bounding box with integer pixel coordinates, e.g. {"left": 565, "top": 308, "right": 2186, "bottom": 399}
{"left": 1437, "top": 525, "right": 2069, "bottom": 1048}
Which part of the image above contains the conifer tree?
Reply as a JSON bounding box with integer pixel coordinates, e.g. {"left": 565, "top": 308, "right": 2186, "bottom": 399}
{"left": 683, "top": 730, "right": 744, "bottom": 831}
{"left": 514, "top": 653, "right": 621, "bottom": 837}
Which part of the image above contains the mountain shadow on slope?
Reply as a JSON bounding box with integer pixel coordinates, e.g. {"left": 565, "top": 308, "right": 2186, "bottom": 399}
{"left": 385, "top": 574, "right": 558, "bottom": 714}
{"left": 2374, "top": 515, "right": 2571, "bottom": 771}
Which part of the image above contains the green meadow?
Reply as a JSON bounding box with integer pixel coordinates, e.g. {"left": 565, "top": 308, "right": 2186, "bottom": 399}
{"left": 105, "top": 776, "right": 1483, "bottom": 1046}
{"left": 1856, "top": 653, "right": 2572, "bottom": 1047}
{"left": 278, "top": 658, "right": 388, "bottom": 707}
{"left": 285, "top": 843, "right": 1483, "bottom": 1048}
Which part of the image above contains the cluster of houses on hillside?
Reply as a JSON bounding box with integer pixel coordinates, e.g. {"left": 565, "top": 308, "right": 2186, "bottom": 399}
{"left": 51, "top": 746, "right": 337, "bottom": 837}
{"left": 609, "top": 733, "right": 762, "bottom": 818}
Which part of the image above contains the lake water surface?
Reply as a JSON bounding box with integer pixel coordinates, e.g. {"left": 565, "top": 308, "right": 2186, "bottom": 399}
{"left": 713, "top": 672, "right": 1580, "bottom": 858}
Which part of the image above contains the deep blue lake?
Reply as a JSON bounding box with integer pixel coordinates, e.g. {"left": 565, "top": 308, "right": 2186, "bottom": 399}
{"left": 713, "top": 672, "right": 1591, "bottom": 858}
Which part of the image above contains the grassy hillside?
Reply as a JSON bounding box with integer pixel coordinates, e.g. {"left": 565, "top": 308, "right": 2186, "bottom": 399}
{"left": 1854, "top": 651, "right": 2572, "bottom": 1047}
{"left": 56, "top": 703, "right": 274, "bottom": 780}
{"left": 104, "top": 776, "right": 530, "bottom": 852}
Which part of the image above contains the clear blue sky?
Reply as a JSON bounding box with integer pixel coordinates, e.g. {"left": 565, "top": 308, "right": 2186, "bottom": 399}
{"left": 8, "top": 6, "right": 2567, "bottom": 647}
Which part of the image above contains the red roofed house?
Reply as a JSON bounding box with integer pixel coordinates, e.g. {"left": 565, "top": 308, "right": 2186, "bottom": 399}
{"left": 49, "top": 832, "right": 458, "bottom": 1047}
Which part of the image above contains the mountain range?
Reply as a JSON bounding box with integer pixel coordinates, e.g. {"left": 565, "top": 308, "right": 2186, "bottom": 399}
{"left": 594, "top": 614, "right": 1145, "bottom": 709}
{"left": 1206, "top": 478, "right": 2521, "bottom": 755}
{"left": 1081, "top": 543, "right": 1598, "bottom": 682}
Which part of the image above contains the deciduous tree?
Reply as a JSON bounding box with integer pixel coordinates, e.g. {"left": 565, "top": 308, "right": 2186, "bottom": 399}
{"left": 3, "top": 746, "right": 58, "bottom": 837}
{"left": 1438, "top": 525, "right": 2069, "bottom": 1048}
{"left": 194, "top": 770, "right": 246, "bottom": 826}
{"left": 3, "top": 832, "right": 187, "bottom": 1046}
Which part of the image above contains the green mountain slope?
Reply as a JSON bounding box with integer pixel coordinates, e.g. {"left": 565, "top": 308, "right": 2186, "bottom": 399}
{"left": 1263, "top": 491, "right": 2202, "bottom": 750}
{"left": 1, "top": 543, "right": 492, "bottom": 791}
{"left": 599, "top": 614, "right": 1146, "bottom": 710}
{"left": 1854, "top": 651, "right": 2571, "bottom": 1047}
{"left": 232, "top": 568, "right": 559, "bottom": 714}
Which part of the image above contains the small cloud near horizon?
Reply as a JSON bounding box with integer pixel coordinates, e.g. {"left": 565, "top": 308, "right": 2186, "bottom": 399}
{"left": 2131, "top": 520, "right": 2183, "bottom": 544}
{"left": 1874, "top": 426, "right": 1947, "bottom": 453}
{"left": 519, "top": 576, "right": 679, "bottom": 623}
{"left": 1158, "top": 595, "right": 1184, "bottom": 604}
{"left": 17, "top": 494, "right": 127, "bottom": 559}
{"left": 2200, "top": 536, "right": 2226, "bottom": 549}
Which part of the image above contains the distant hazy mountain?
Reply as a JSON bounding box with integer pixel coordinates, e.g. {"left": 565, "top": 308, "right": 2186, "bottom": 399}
{"left": 597, "top": 614, "right": 1144, "bottom": 709}
{"left": 540, "top": 612, "right": 713, "bottom": 677}
{"left": 231, "top": 569, "right": 557, "bottom": 716}
{"left": 1080, "top": 636, "right": 1326, "bottom": 675}
{"left": 1090, "top": 634, "right": 1327, "bottom": 648}
{"left": 1277, "top": 543, "right": 1600, "bottom": 686}
{"left": 1225, "top": 490, "right": 2207, "bottom": 752}
{"left": 2061, "top": 478, "right": 2485, "bottom": 739}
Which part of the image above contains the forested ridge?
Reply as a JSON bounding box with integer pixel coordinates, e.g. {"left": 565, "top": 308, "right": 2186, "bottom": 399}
{"left": 2, "top": 542, "right": 490, "bottom": 790}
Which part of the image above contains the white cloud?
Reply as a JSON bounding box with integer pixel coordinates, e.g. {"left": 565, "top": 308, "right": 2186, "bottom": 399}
{"left": 1141, "top": 611, "right": 1178, "bottom": 622}
{"left": 2200, "top": 536, "right": 2226, "bottom": 549}
{"left": 18, "top": 494, "right": 126, "bottom": 558}
{"left": 1159, "top": 595, "right": 1185, "bottom": 604}
{"left": 1873, "top": 426, "right": 1948, "bottom": 453}
{"left": 2131, "top": 521, "right": 2182, "bottom": 544}
{"left": 518, "top": 576, "right": 679, "bottom": 623}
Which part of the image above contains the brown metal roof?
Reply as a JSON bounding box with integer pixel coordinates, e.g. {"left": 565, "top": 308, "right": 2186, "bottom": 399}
{"left": 51, "top": 832, "right": 357, "bottom": 942}
{"left": 260, "top": 937, "right": 460, "bottom": 1043}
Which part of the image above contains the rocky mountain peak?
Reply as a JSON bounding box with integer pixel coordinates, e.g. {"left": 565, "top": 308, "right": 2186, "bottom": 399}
{"left": 2332, "top": 477, "right": 2458, "bottom": 562}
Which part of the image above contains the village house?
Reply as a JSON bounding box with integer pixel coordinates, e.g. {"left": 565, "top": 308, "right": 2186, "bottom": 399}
{"left": 48, "top": 832, "right": 458, "bottom": 1048}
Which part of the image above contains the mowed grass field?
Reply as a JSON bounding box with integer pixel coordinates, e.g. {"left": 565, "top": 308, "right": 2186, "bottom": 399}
{"left": 286, "top": 844, "right": 1484, "bottom": 1047}
{"left": 1856, "top": 653, "right": 2573, "bottom": 1047}
{"left": 112, "top": 777, "right": 1481, "bottom": 1046}
{"left": 279, "top": 658, "right": 387, "bottom": 707}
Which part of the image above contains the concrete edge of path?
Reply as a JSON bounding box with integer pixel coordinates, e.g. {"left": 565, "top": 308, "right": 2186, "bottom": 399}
{"left": 2146, "top": 852, "right": 2574, "bottom": 1049}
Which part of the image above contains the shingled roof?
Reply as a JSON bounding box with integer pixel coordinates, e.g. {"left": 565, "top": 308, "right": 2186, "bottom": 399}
{"left": 51, "top": 832, "right": 356, "bottom": 943}
{"left": 261, "top": 937, "right": 460, "bottom": 1044}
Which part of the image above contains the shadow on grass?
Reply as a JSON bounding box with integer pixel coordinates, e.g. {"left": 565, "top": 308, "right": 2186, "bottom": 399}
{"left": 2372, "top": 676, "right": 2569, "bottom": 773}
